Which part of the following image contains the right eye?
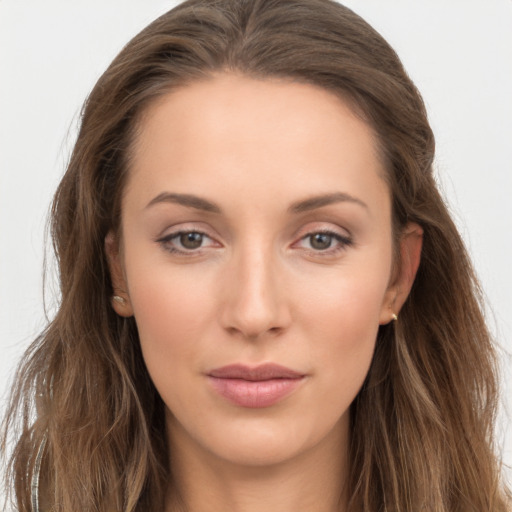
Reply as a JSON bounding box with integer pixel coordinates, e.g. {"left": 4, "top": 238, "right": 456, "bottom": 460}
{"left": 157, "top": 230, "right": 218, "bottom": 255}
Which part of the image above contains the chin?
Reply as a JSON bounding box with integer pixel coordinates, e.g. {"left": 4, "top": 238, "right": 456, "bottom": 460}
{"left": 214, "top": 428, "right": 307, "bottom": 467}
{"left": 167, "top": 406, "right": 348, "bottom": 469}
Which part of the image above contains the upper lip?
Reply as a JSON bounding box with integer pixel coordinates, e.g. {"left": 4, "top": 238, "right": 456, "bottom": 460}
{"left": 208, "top": 363, "right": 304, "bottom": 381}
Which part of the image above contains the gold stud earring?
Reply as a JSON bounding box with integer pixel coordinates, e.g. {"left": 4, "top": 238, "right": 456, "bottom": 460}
{"left": 113, "top": 295, "right": 127, "bottom": 305}
{"left": 391, "top": 312, "right": 398, "bottom": 322}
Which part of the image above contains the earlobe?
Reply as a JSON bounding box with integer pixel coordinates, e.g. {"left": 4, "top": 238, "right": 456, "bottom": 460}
{"left": 379, "top": 222, "right": 423, "bottom": 325}
{"left": 105, "top": 231, "right": 134, "bottom": 317}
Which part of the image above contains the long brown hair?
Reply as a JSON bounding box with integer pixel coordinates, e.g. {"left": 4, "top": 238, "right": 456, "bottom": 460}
{"left": 2, "top": 0, "right": 509, "bottom": 510}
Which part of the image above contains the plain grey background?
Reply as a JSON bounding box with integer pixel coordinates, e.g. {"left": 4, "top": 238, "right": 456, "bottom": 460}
{"left": 1, "top": 0, "right": 511, "bottom": 493}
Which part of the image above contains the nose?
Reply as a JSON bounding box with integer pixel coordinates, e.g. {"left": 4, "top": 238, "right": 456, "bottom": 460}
{"left": 220, "top": 241, "right": 291, "bottom": 341}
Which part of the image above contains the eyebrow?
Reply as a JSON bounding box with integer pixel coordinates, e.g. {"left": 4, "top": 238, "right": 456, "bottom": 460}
{"left": 288, "top": 192, "right": 368, "bottom": 213}
{"left": 146, "top": 192, "right": 222, "bottom": 213}
{"left": 145, "top": 191, "right": 368, "bottom": 214}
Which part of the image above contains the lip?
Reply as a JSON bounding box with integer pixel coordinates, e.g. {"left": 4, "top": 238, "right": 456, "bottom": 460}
{"left": 207, "top": 364, "right": 305, "bottom": 408}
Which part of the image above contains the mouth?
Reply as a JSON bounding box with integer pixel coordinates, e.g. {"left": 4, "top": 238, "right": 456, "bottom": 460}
{"left": 207, "top": 363, "right": 306, "bottom": 408}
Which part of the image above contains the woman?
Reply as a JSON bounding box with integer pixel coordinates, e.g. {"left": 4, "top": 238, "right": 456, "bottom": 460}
{"left": 2, "top": 0, "right": 510, "bottom": 510}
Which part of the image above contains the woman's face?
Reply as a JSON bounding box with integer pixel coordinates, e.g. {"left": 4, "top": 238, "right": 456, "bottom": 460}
{"left": 109, "top": 73, "right": 415, "bottom": 467}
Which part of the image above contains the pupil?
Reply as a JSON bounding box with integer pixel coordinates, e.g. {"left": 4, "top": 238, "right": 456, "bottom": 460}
{"left": 311, "top": 233, "right": 332, "bottom": 250}
{"left": 180, "top": 232, "right": 203, "bottom": 249}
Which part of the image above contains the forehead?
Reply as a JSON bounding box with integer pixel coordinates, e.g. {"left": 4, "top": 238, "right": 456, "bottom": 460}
{"left": 125, "top": 73, "right": 389, "bottom": 220}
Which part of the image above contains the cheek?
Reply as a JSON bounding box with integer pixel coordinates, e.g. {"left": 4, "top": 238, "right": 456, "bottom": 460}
{"left": 298, "top": 260, "right": 390, "bottom": 390}
{"left": 123, "top": 253, "right": 215, "bottom": 378}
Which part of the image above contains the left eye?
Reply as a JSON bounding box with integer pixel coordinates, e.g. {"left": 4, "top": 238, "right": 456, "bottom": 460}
{"left": 297, "top": 231, "right": 352, "bottom": 253}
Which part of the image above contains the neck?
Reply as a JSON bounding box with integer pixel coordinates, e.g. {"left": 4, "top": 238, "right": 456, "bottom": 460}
{"left": 165, "top": 416, "right": 349, "bottom": 512}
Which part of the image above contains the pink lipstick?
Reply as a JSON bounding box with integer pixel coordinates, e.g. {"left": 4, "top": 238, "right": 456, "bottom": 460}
{"left": 207, "top": 363, "right": 305, "bottom": 408}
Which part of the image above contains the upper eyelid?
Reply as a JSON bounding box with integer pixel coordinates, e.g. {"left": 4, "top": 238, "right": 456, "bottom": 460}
{"left": 157, "top": 223, "right": 215, "bottom": 240}
{"left": 293, "top": 224, "right": 352, "bottom": 244}
{"left": 158, "top": 219, "right": 350, "bottom": 237}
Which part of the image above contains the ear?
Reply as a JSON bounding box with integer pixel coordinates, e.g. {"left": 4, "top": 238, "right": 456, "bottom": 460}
{"left": 379, "top": 222, "right": 423, "bottom": 325}
{"left": 105, "top": 231, "right": 134, "bottom": 317}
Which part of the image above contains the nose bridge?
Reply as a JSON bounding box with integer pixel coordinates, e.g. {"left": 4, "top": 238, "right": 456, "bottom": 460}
{"left": 221, "top": 233, "right": 288, "bottom": 339}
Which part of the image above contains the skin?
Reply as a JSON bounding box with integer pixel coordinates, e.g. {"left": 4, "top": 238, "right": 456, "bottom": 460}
{"left": 106, "top": 73, "right": 422, "bottom": 512}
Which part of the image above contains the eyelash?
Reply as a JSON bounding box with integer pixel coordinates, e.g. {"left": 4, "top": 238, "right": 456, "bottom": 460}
{"left": 156, "top": 229, "right": 353, "bottom": 257}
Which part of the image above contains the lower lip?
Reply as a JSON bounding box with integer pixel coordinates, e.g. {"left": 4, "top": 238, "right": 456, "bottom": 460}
{"left": 207, "top": 376, "right": 304, "bottom": 408}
